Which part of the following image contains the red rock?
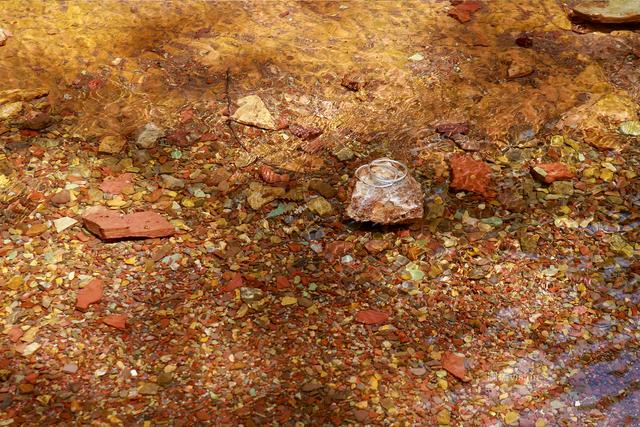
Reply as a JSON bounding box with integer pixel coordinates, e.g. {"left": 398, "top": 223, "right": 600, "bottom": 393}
{"left": 99, "top": 173, "right": 135, "bottom": 194}
{"left": 126, "top": 212, "right": 175, "bottom": 238}
{"left": 364, "top": 239, "right": 389, "bottom": 254}
{"left": 289, "top": 124, "right": 323, "bottom": 141}
{"left": 76, "top": 279, "right": 104, "bottom": 310}
{"left": 324, "top": 241, "right": 355, "bottom": 260}
{"left": 50, "top": 190, "right": 71, "bottom": 205}
{"left": 259, "top": 165, "right": 289, "bottom": 184}
{"left": 102, "top": 314, "right": 127, "bottom": 330}
{"left": 448, "top": 0, "right": 482, "bottom": 23}
{"left": 7, "top": 326, "right": 23, "bottom": 343}
{"left": 449, "top": 154, "right": 494, "bottom": 198}
{"left": 355, "top": 309, "right": 389, "bottom": 325}
{"left": 82, "top": 207, "right": 175, "bottom": 240}
{"left": 442, "top": 351, "right": 467, "bottom": 381}
{"left": 220, "top": 272, "right": 244, "bottom": 293}
{"left": 531, "top": 162, "right": 574, "bottom": 184}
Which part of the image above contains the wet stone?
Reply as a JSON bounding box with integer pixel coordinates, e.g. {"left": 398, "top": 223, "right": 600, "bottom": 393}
{"left": 62, "top": 363, "right": 78, "bottom": 374}
{"left": 307, "top": 196, "right": 333, "bottom": 216}
{"left": 231, "top": 95, "right": 276, "bottom": 130}
{"left": 308, "top": 179, "right": 337, "bottom": 199}
{"left": 50, "top": 189, "right": 71, "bottom": 205}
{"left": 161, "top": 174, "right": 185, "bottom": 190}
{"left": 572, "top": 0, "right": 640, "bottom": 24}
{"left": 449, "top": 154, "right": 494, "bottom": 198}
{"left": 549, "top": 181, "right": 574, "bottom": 196}
{"left": 83, "top": 207, "right": 175, "bottom": 240}
{"left": 98, "top": 136, "right": 126, "bottom": 154}
{"left": 333, "top": 147, "right": 355, "bottom": 162}
{"left": 135, "top": 122, "right": 164, "bottom": 148}
{"left": 531, "top": 163, "right": 575, "bottom": 184}
{"left": 157, "top": 372, "right": 173, "bottom": 386}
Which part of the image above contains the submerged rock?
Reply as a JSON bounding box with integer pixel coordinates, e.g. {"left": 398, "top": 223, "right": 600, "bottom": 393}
{"left": 135, "top": 122, "right": 164, "bottom": 148}
{"left": 531, "top": 162, "right": 575, "bottom": 184}
{"left": 572, "top": 0, "right": 640, "bottom": 24}
{"left": 449, "top": 154, "right": 494, "bottom": 198}
{"left": 231, "top": 95, "right": 276, "bottom": 130}
{"left": 619, "top": 120, "right": 640, "bottom": 136}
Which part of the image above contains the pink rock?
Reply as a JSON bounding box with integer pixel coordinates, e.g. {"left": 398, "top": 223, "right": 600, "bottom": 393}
{"left": 531, "top": 162, "right": 574, "bottom": 184}
{"left": 102, "top": 314, "right": 127, "bottom": 330}
{"left": 82, "top": 207, "right": 175, "bottom": 240}
{"left": 99, "top": 173, "right": 135, "bottom": 194}
{"left": 76, "top": 279, "right": 104, "bottom": 310}
{"left": 449, "top": 154, "right": 494, "bottom": 198}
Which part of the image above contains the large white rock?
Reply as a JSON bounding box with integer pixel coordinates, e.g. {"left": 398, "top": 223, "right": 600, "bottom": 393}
{"left": 346, "top": 161, "right": 424, "bottom": 224}
{"left": 231, "top": 95, "right": 276, "bottom": 130}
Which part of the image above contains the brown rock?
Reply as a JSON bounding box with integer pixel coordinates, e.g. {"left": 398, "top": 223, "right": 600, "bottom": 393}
{"left": 364, "top": 239, "right": 389, "bottom": 254}
{"left": 572, "top": 0, "right": 640, "bottom": 24}
{"left": 448, "top": 0, "right": 482, "bottom": 23}
{"left": 82, "top": 207, "right": 175, "bottom": 240}
{"left": 18, "top": 383, "right": 34, "bottom": 394}
{"left": 449, "top": 154, "right": 494, "bottom": 198}
{"left": 341, "top": 72, "right": 366, "bottom": 91}
{"left": 531, "top": 163, "right": 575, "bottom": 184}
{"left": 76, "top": 279, "right": 104, "bottom": 310}
{"left": 98, "top": 135, "right": 126, "bottom": 154}
{"left": 20, "top": 112, "right": 53, "bottom": 131}
{"left": 102, "top": 314, "right": 127, "bottom": 330}
{"left": 308, "top": 179, "right": 337, "bottom": 199}
{"left": 50, "top": 190, "right": 71, "bottom": 205}
{"left": 346, "top": 162, "right": 424, "bottom": 224}
{"left": 99, "top": 173, "right": 135, "bottom": 194}
{"left": 25, "top": 223, "right": 48, "bottom": 236}
{"left": 505, "top": 50, "right": 535, "bottom": 79}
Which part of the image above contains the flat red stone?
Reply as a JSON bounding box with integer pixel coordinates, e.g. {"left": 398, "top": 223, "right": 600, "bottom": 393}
{"left": 324, "top": 241, "right": 355, "bottom": 260}
{"left": 102, "top": 314, "right": 127, "bottom": 330}
{"left": 442, "top": 351, "right": 467, "bottom": 381}
{"left": 355, "top": 309, "right": 389, "bottom": 325}
{"left": 7, "top": 326, "right": 23, "bottom": 343}
{"left": 125, "top": 212, "right": 175, "bottom": 238}
{"left": 83, "top": 208, "right": 174, "bottom": 240}
{"left": 76, "top": 279, "right": 104, "bottom": 310}
{"left": 99, "top": 173, "right": 135, "bottom": 194}
{"left": 449, "top": 154, "right": 494, "bottom": 198}
{"left": 531, "top": 162, "right": 574, "bottom": 184}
